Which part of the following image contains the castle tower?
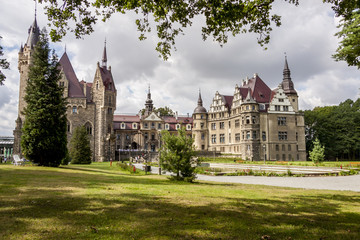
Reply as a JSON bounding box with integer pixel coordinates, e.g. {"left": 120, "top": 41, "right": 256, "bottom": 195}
{"left": 241, "top": 87, "right": 260, "bottom": 161}
{"left": 192, "top": 90, "right": 208, "bottom": 151}
{"left": 282, "top": 56, "right": 299, "bottom": 112}
{"left": 92, "top": 41, "right": 117, "bottom": 161}
{"left": 144, "top": 86, "right": 154, "bottom": 115}
{"left": 13, "top": 16, "right": 40, "bottom": 155}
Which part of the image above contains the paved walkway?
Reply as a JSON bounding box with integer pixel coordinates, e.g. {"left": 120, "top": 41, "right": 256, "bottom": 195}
{"left": 133, "top": 164, "right": 360, "bottom": 192}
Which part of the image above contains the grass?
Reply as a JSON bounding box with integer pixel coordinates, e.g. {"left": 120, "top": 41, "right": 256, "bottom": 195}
{"left": 0, "top": 162, "right": 359, "bottom": 239}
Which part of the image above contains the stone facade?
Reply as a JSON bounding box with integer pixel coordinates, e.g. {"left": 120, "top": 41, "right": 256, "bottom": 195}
{"left": 13, "top": 18, "right": 117, "bottom": 162}
{"left": 192, "top": 58, "right": 306, "bottom": 161}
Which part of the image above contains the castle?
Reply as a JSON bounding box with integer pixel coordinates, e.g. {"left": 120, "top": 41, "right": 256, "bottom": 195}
{"left": 13, "top": 17, "right": 306, "bottom": 162}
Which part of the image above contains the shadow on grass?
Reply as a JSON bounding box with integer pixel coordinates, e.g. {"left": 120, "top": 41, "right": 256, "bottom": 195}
{"left": 0, "top": 166, "right": 359, "bottom": 240}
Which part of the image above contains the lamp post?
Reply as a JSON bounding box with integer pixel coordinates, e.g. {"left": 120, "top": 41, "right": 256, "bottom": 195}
{"left": 263, "top": 144, "right": 266, "bottom": 164}
{"left": 158, "top": 130, "right": 162, "bottom": 175}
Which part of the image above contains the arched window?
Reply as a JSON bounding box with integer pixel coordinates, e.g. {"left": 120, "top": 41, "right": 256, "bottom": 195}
{"left": 84, "top": 122, "right": 92, "bottom": 135}
{"left": 67, "top": 121, "right": 71, "bottom": 133}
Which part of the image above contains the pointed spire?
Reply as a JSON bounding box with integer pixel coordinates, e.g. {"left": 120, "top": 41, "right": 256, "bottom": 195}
{"left": 145, "top": 84, "right": 153, "bottom": 114}
{"left": 25, "top": 8, "right": 40, "bottom": 48}
{"left": 64, "top": 44, "right": 67, "bottom": 53}
{"left": 102, "top": 39, "right": 107, "bottom": 68}
{"left": 282, "top": 55, "right": 297, "bottom": 94}
{"left": 19, "top": 43, "right": 24, "bottom": 53}
{"left": 197, "top": 89, "right": 203, "bottom": 107}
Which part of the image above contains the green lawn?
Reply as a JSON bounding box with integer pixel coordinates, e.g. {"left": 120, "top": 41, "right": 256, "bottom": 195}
{"left": 0, "top": 163, "right": 359, "bottom": 240}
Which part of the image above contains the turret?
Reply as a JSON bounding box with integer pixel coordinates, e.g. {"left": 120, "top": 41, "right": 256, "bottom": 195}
{"left": 144, "top": 86, "right": 154, "bottom": 115}
{"left": 192, "top": 90, "right": 208, "bottom": 151}
{"left": 281, "top": 56, "right": 299, "bottom": 111}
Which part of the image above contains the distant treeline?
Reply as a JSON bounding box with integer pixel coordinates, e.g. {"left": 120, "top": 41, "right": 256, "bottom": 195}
{"left": 304, "top": 99, "right": 360, "bottom": 161}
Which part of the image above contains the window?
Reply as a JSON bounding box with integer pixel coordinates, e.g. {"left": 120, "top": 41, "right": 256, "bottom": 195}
{"left": 165, "top": 124, "right": 169, "bottom": 130}
{"left": 252, "top": 116, "right": 256, "bottom": 124}
{"left": 228, "top": 121, "right": 231, "bottom": 128}
{"left": 229, "top": 133, "right": 231, "bottom": 143}
{"left": 121, "top": 123, "right": 125, "bottom": 129}
{"left": 246, "top": 116, "right": 250, "bottom": 124}
{"left": 108, "top": 96, "right": 112, "bottom": 104}
{"left": 262, "top": 131, "right": 266, "bottom": 141}
{"left": 144, "top": 133, "right": 148, "bottom": 140}
{"left": 186, "top": 124, "right": 191, "bottom": 130}
{"left": 283, "top": 106, "right": 289, "bottom": 111}
{"left": 201, "top": 114, "right": 204, "bottom": 119}
{"left": 275, "top": 105, "right": 281, "bottom": 111}
{"left": 246, "top": 131, "right": 251, "bottom": 140}
{"left": 288, "top": 144, "right": 291, "bottom": 151}
{"left": 297, "top": 154, "right": 299, "bottom": 160}
{"left": 107, "top": 124, "right": 111, "bottom": 134}
{"left": 279, "top": 98, "right": 284, "bottom": 102}
{"left": 67, "top": 121, "right": 71, "bottom": 132}
{"left": 278, "top": 117, "right": 286, "bottom": 126}
{"left": 276, "top": 154, "right": 280, "bottom": 160}
{"left": 108, "top": 108, "right": 112, "bottom": 114}
{"left": 282, "top": 144, "right": 285, "bottom": 151}
{"left": 133, "top": 123, "right": 137, "bottom": 129}
{"left": 202, "top": 145, "right": 205, "bottom": 150}
{"left": 144, "top": 123, "right": 148, "bottom": 129}
{"left": 296, "top": 145, "right": 299, "bottom": 151}
{"left": 85, "top": 123, "right": 92, "bottom": 135}
{"left": 235, "top": 120, "right": 240, "bottom": 128}
{"left": 126, "top": 134, "right": 130, "bottom": 140}
{"left": 200, "top": 123, "right": 204, "bottom": 129}
{"left": 278, "top": 131, "right": 288, "bottom": 141}
{"left": 211, "top": 134, "right": 217, "bottom": 144}
{"left": 151, "top": 133, "right": 155, "bottom": 140}
{"left": 96, "top": 81, "right": 99, "bottom": 90}
{"left": 220, "top": 134, "right": 225, "bottom": 143}
{"left": 72, "top": 106, "right": 77, "bottom": 114}
{"left": 259, "top": 104, "right": 265, "bottom": 110}
{"left": 246, "top": 106, "right": 249, "bottom": 110}
{"left": 201, "top": 133, "right": 205, "bottom": 140}
{"left": 59, "top": 81, "right": 64, "bottom": 87}
{"left": 276, "top": 144, "right": 279, "bottom": 151}
{"left": 252, "top": 105, "right": 255, "bottom": 110}
{"left": 116, "top": 134, "right": 121, "bottom": 140}
{"left": 296, "top": 132, "right": 298, "bottom": 141}
{"left": 282, "top": 154, "right": 286, "bottom": 161}
{"left": 151, "top": 122, "right": 155, "bottom": 129}
{"left": 220, "top": 122, "right": 225, "bottom": 129}
{"left": 252, "top": 131, "right": 257, "bottom": 139}
{"left": 176, "top": 124, "right": 180, "bottom": 130}
{"left": 235, "top": 133, "right": 240, "bottom": 142}
{"left": 108, "top": 82, "right": 112, "bottom": 90}
{"left": 211, "top": 123, "right": 216, "bottom": 130}
{"left": 158, "top": 123, "right": 162, "bottom": 129}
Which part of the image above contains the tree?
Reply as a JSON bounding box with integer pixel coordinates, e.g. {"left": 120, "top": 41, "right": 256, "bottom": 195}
{"left": 0, "top": 36, "right": 10, "bottom": 85}
{"left": 160, "top": 128, "right": 197, "bottom": 182}
{"left": 21, "top": 29, "right": 67, "bottom": 167}
{"left": 154, "top": 106, "right": 175, "bottom": 116}
{"left": 309, "top": 138, "right": 325, "bottom": 164}
{"left": 69, "top": 126, "right": 92, "bottom": 164}
{"left": 38, "top": 0, "right": 360, "bottom": 66}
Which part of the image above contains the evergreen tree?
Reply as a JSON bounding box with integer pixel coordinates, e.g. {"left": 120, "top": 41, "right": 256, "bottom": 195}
{"left": 21, "top": 29, "right": 67, "bottom": 167}
{"left": 69, "top": 126, "right": 92, "bottom": 164}
{"left": 160, "top": 128, "right": 197, "bottom": 182}
{"left": 0, "top": 36, "right": 10, "bottom": 85}
{"left": 309, "top": 138, "right": 325, "bottom": 164}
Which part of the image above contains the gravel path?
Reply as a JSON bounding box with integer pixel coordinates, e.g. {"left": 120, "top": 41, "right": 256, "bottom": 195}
{"left": 196, "top": 174, "right": 360, "bottom": 192}
{"left": 133, "top": 164, "right": 360, "bottom": 192}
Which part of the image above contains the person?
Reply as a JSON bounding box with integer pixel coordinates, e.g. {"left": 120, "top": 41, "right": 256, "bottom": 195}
{"left": 4, "top": 157, "right": 7, "bottom": 163}
{"left": 110, "top": 158, "right": 113, "bottom": 167}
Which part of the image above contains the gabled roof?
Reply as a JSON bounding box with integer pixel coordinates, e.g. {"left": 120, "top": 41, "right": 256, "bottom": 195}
{"left": 100, "top": 66, "right": 116, "bottom": 92}
{"left": 222, "top": 95, "right": 234, "bottom": 110}
{"left": 240, "top": 75, "right": 272, "bottom": 103}
{"left": 114, "top": 115, "right": 140, "bottom": 122}
{"left": 59, "top": 52, "right": 85, "bottom": 98}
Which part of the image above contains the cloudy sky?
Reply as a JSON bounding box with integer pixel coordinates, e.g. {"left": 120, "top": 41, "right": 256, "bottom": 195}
{"left": 1, "top": 0, "right": 359, "bottom": 136}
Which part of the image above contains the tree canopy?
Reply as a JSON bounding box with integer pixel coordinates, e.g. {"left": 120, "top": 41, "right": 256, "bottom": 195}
{"left": 38, "top": 0, "right": 360, "bottom": 66}
{"left": 0, "top": 36, "right": 10, "bottom": 85}
{"left": 69, "top": 126, "right": 92, "bottom": 164}
{"left": 160, "top": 128, "right": 197, "bottom": 182}
{"left": 304, "top": 98, "right": 360, "bottom": 160}
{"left": 21, "top": 29, "right": 68, "bottom": 167}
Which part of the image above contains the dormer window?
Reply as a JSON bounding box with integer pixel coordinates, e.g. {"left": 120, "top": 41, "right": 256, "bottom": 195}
{"left": 176, "top": 124, "right": 180, "bottom": 130}
{"left": 108, "top": 82, "right": 112, "bottom": 90}
{"left": 165, "top": 124, "right": 169, "bottom": 130}
{"left": 121, "top": 123, "right": 125, "bottom": 129}
{"left": 96, "top": 81, "right": 99, "bottom": 90}
{"left": 186, "top": 124, "right": 191, "bottom": 131}
{"left": 133, "top": 123, "right": 137, "bottom": 129}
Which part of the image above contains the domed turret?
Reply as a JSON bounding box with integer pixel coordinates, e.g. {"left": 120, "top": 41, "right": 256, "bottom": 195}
{"left": 193, "top": 91, "right": 207, "bottom": 114}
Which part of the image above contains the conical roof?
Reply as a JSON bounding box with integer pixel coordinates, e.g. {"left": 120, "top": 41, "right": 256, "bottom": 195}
{"left": 25, "top": 17, "right": 40, "bottom": 48}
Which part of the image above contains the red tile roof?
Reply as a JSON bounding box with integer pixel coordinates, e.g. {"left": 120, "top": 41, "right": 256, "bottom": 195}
{"left": 240, "top": 75, "right": 272, "bottom": 103}
{"left": 114, "top": 115, "right": 140, "bottom": 122}
{"left": 100, "top": 66, "right": 116, "bottom": 92}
